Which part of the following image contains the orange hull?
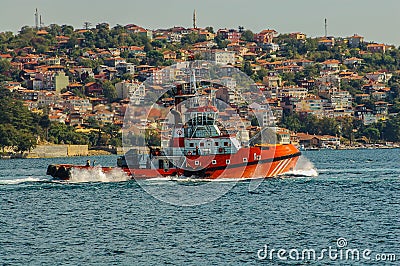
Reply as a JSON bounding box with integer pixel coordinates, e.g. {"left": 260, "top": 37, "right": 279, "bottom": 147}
{"left": 183, "top": 144, "right": 301, "bottom": 179}
{"left": 47, "top": 144, "right": 300, "bottom": 180}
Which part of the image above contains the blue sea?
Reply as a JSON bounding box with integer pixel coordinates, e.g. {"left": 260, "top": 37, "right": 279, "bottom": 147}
{"left": 0, "top": 149, "right": 399, "bottom": 265}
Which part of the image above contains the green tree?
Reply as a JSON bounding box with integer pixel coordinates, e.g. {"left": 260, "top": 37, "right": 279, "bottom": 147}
{"left": 48, "top": 122, "right": 88, "bottom": 145}
{"left": 240, "top": 30, "right": 254, "bottom": 42}
{"left": 205, "top": 26, "right": 214, "bottom": 33}
{"left": 0, "top": 59, "right": 11, "bottom": 73}
{"left": 103, "top": 123, "right": 122, "bottom": 146}
{"left": 102, "top": 80, "right": 117, "bottom": 102}
{"left": 280, "top": 113, "right": 302, "bottom": 132}
{"left": 382, "top": 116, "right": 400, "bottom": 142}
{"left": 146, "top": 50, "right": 164, "bottom": 66}
{"left": 14, "top": 130, "right": 37, "bottom": 154}
{"left": 363, "top": 127, "right": 380, "bottom": 143}
{"left": 61, "top": 25, "right": 74, "bottom": 35}
{"left": 0, "top": 124, "right": 17, "bottom": 153}
{"left": 241, "top": 61, "right": 253, "bottom": 77}
{"left": 181, "top": 32, "right": 200, "bottom": 45}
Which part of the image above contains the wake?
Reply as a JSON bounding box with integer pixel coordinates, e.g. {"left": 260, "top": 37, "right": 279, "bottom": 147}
{"left": 68, "top": 167, "right": 131, "bottom": 183}
{"left": 0, "top": 177, "right": 48, "bottom": 185}
{"left": 283, "top": 156, "right": 319, "bottom": 177}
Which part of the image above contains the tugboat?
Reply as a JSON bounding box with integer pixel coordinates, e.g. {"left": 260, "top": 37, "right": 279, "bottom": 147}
{"left": 47, "top": 69, "right": 301, "bottom": 180}
{"left": 47, "top": 103, "right": 300, "bottom": 180}
{"left": 167, "top": 104, "right": 301, "bottom": 179}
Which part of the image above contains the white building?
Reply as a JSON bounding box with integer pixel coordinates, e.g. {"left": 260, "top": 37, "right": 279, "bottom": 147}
{"left": 115, "top": 80, "right": 146, "bottom": 105}
{"left": 219, "top": 77, "right": 237, "bottom": 89}
{"left": 329, "top": 90, "right": 353, "bottom": 110}
{"left": 202, "top": 50, "right": 235, "bottom": 65}
{"left": 279, "top": 86, "right": 308, "bottom": 100}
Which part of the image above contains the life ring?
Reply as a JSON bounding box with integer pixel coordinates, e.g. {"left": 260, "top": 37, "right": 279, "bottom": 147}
{"left": 187, "top": 151, "right": 192, "bottom": 156}
{"left": 218, "top": 147, "right": 224, "bottom": 153}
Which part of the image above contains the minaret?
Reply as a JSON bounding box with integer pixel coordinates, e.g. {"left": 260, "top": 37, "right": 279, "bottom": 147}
{"left": 324, "top": 18, "right": 328, "bottom": 37}
{"left": 35, "top": 8, "right": 39, "bottom": 29}
{"left": 193, "top": 9, "right": 197, "bottom": 29}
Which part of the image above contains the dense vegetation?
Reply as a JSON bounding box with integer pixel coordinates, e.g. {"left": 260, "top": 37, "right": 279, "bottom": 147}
{"left": 0, "top": 88, "right": 43, "bottom": 153}
{"left": 280, "top": 112, "right": 400, "bottom": 143}
{"left": 0, "top": 85, "right": 122, "bottom": 154}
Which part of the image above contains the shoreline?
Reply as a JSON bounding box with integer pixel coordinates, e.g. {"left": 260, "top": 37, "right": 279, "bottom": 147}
{"left": 0, "top": 149, "right": 117, "bottom": 159}
{"left": 1, "top": 146, "right": 399, "bottom": 159}
{"left": 301, "top": 144, "right": 400, "bottom": 151}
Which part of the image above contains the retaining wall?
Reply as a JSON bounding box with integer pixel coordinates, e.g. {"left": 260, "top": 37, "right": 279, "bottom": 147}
{"left": 26, "top": 145, "right": 88, "bottom": 158}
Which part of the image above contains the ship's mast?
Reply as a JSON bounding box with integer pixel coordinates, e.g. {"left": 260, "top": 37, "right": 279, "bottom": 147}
{"left": 188, "top": 67, "right": 199, "bottom": 108}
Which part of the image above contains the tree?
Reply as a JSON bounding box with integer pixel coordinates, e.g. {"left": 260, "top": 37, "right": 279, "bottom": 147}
{"left": 151, "top": 39, "right": 165, "bottom": 49}
{"left": 280, "top": 113, "right": 302, "bottom": 132}
{"left": 103, "top": 123, "right": 122, "bottom": 146}
{"left": 39, "top": 114, "right": 51, "bottom": 141}
{"left": 205, "top": 26, "right": 214, "bottom": 33}
{"left": 0, "top": 124, "right": 17, "bottom": 153}
{"left": 102, "top": 80, "right": 117, "bottom": 102}
{"left": 0, "top": 59, "right": 11, "bottom": 74}
{"left": 240, "top": 30, "right": 254, "bottom": 42}
{"left": 83, "top": 22, "right": 92, "bottom": 30}
{"left": 256, "top": 68, "right": 268, "bottom": 81}
{"left": 61, "top": 25, "right": 74, "bottom": 35}
{"left": 363, "top": 127, "right": 380, "bottom": 143}
{"left": 382, "top": 116, "right": 400, "bottom": 142}
{"left": 144, "top": 41, "right": 153, "bottom": 52}
{"left": 48, "top": 122, "right": 88, "bottom": 145}
{"left": 14, "top": 130, "right": 36, "bottom": 154}
{"left": 214, "top": 35, "right": 229, "bottom": 49}
{"left": 146, "top": 50, "right": 164, "bottom": 66}
{"left": 181, "top": 32, "right": 200, "bottom": 45}
{"left": 241, "top": 61, "right": 253, "bottom": 77}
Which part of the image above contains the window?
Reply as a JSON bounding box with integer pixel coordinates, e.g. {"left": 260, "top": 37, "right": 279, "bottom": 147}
{"left": 215, "top": 142, "right": 219, "bottom": 146}
{"left": 243, "top": 158, "right": 248, "bottom": 163}
{"left": 200, "top": 143, "right": 204, "bottom": 147}
{"left": 190, "top": 143, "right": 194, "bottom": 147}
{"left": 226, "top": 159, "right": 230, "bottom": 164}
{"left": 224, "top": 142, "right": 228, "bottom": 146}
{"left": 212, "top": 160, "right": 217, "bottom": 165}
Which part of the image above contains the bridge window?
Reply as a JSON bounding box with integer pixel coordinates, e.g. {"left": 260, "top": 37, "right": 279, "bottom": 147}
{"left": 224, "top": 142, "right": 228, "bottom": 146}
{"left": 189, "top": 143, "right": 194, "bottom": 147}
{"left": 215, "top": 142, "right": 219, "bottom": 146}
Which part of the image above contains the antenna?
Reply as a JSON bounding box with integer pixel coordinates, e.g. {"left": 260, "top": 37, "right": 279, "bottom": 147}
{"left": 35, "top": 8, "right": 39, "bottom": 29}
{"left": 324, "top": 18, "right": 328, "bottom": 37}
